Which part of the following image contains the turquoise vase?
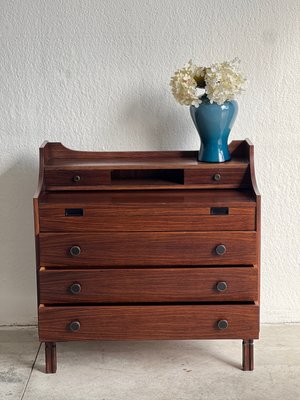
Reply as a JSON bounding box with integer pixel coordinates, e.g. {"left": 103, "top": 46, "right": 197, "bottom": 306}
{"left": 190, "top": 96, "right": 238, "bottom": 162}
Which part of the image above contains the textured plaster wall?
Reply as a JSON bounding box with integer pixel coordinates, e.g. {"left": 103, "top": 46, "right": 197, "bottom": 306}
{"left": 0, "top": 0, "right": 299, "bottom": 325}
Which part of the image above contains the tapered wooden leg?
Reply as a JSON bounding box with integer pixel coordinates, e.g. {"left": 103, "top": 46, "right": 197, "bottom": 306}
{"left": 242, "top": 339, "right": 254, "bottom": 371}
{"left": 45, "top": 342, "right": 57, "bottom": 373}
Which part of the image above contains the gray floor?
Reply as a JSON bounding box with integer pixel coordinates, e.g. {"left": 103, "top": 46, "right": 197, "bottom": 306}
{"left": 0, "top": 325, "right": 299, "bottom": 400}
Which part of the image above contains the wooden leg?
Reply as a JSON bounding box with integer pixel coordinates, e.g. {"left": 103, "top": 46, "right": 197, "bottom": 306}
{"left": 242, "top": 339, "right": 254, "bottom": 371}
{"left": 45, "top": 342, "right": 57, "bottom": 373}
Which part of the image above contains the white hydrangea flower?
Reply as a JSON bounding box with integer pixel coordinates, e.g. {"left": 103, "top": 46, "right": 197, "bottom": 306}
{"left": 204, "top": 58, "right": 246, "bottom": 105}
{"left": 170, "top": 60, "right": 205, "bottom": 107}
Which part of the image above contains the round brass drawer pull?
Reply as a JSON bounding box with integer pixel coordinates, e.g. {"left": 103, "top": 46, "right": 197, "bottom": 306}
{"left": 216, "top": 281, "right": 228, "bottom": 292}
{"left": 73, "top": 175, "right": 81, "bottom": 183}
{"left": 213, "top": 173, "right": 221, "bottom": 181}
{"left": 69, "top": 245, "right": 81, "bottom": 257}
{"left": 217, "top": 319, "right": 228, "bottom": 330}
{"left": 69, "top": 283, "right": 82, "bottom": 294}
{"left": 69, "top": 321, "right": 81, "bottom": 332}
{"left": 215, "top": 244, "right": 226, "bottom": 255}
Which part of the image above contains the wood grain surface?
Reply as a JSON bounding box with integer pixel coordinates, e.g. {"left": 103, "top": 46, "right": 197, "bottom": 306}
{"left": 39, "top": 266, "right": 259, "bottom": 303}
{"left": 38, "top": 304, "right": 260, "bottom": 341}
{"left": 39, "top": 207, "right": 255, "bottom": 232}
{"left": 39, "top": 231, "right": 257, "bottom": 266}
{"left": 39, "top": 189, "right": 256, "bottom": 207}
{"left": 45, "top": 169, "right": 111, "bottom": 186}
{"left": 34, "top": 139, "right": 261, "bottom": 372}
{"left": 184, "top": 166, "right": 250, "bottom": 186}
{"left": 42, "top": 142, "right": 251, "bottom": 190}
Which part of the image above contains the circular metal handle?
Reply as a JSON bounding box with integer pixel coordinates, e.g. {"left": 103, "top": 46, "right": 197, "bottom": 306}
{"left": 73, "top": 175, "right": 81, "bottom": 183}
{"left": 69, "top": 283, "right": 82, "bottom": 295}
{"left": 216, "top": 281, "right": 228, "bottom": 292}
{"left": 215, "top": 244, "right": 226, "bottom": 255}
{"left": 213, "top": 173, "right": 221, "bottom": 181}
{"left": 69, "top": 245, "right": 81, "bottom": 257}
{"left": 69, "top": 321, "right": 81, "bottom": 332}
{"left": 217, "top": 319, "right": 228, "bottom": 330}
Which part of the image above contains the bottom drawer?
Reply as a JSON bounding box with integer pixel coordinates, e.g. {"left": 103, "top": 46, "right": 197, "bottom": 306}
{"left": 39, "top": 304, "right": 259, "bottom": 341}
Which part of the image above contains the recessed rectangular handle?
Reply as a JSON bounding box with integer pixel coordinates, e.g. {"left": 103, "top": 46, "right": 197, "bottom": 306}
{"left": 65, "top": 208, "right": 84, "bottom": 217}
{"left": 210, "top": 207, "right": 229, "bottom": 215}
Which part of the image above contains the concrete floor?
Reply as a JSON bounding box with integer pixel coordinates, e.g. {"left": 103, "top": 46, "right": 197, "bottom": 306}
{"left": 0, "top": 325, "right": 299, "bottom": 400}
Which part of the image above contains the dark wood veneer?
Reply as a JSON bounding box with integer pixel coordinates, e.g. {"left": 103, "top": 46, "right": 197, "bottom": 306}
{"left": 184, "top": 166, "right": 250, "bottom": 186}
{"left": 42, "top": 143, "right": 251, "bottom": 190}
{"left": 39, "top": 190, "right": 256, "bottom": 232}
{"left": 34, "top": 139, "right": 260, "bottom": 373}
{"left": 39, "top": 266, "right": 258, "bottom": 303}
{"left": 45, "top": 169, "right": 111, "bottom": 186}
{"left": 39, "top": 206, "right": 255, "bottom": 232}
{"left": 39, "top": 304, "right": 259, "bottom": 341}
{"left": 39, "top": 189, "right": 256, "bottom": 206}
{"left": 39, "top": 231, "right": 257, "bottom": 266}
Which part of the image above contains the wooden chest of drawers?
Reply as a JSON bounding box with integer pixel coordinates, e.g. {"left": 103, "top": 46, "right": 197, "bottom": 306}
{"left": 33, "top": 139, "right": 260, "bottom": 373}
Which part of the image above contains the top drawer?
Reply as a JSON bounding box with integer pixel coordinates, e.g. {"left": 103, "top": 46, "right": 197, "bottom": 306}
{"left": 184, "top": 166, "right": 250, "bottom": 187}
{"left": 44, "top": 170, "right": 111, "bottom": 187}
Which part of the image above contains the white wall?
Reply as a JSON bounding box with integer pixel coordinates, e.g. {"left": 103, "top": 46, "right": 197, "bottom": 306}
{"left": 0, "top": 0, "right": 299, "bottom": 325}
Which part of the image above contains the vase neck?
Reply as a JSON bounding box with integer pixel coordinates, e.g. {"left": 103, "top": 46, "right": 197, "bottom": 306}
{"left": 200, "top": 94, "right": 210, "bottom": 103}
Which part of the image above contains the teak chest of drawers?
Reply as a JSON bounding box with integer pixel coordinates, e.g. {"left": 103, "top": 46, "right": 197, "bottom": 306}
{"left": 33, "top": 139, "right": 261, "bottom": 373}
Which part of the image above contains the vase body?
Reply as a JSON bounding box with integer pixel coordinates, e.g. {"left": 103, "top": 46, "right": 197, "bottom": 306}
{"left": 190, "top": 97, "right": 238, "bottom": 162}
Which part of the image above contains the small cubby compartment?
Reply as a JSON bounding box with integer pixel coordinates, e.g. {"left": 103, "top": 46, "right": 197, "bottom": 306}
{"left": 111, "top": 169, "right": 184, "bottom": 186}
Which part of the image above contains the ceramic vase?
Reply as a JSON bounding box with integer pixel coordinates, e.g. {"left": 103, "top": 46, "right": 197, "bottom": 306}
{"left": 190, "top": 96, "right": 238, "bottom": 162}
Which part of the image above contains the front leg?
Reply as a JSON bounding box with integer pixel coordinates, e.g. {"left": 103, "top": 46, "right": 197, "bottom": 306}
{"left": 45, "top": 342, "right": 57, "bottom": 373}
{"left": 242, "top": 339, "right": 254, "bottom": 371}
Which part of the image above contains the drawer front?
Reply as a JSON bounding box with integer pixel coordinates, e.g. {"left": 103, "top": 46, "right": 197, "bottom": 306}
{"left": 185, "top": 166, "right": 250, "bottom": 187}
{"left": 38, "top": 304, "right": 259, "bottom": 341}
{"left": 39, "top": 206, "right": 255, "bottom": 232}
{"left": 44, "top": 170, "right": 111, "bottom": 186}
{"left": 39, "top": 232, "right": 257, "bottom": 266}
{"left": 39, "top": 266, "right": 258, "bottom": 303}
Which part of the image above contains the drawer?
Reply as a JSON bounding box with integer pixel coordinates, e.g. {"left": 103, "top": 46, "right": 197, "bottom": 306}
{"left": 44, "top": 170, "right": 111, "bottom": 186}
{"left": 39, "top": 206, "right": 255, "bottom": 232}
{"left": 38, "top": 304, "right": 259, "bottom": 341}
{"left": 39, "top": 232, "right": 257, "bottom": 266}
{"left": 185, "top": 166, "right": 250, "bottom": 187}
{"left": 39, "top": 190, "right": 256, "bottom": 232}
{"left": 39, "top": 266, "right": 258, "bottom": 303}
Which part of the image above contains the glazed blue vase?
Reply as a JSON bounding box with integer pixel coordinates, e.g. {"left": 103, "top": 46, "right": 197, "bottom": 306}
{"left": 190, "top": 96, "right": 238, "bottom": 162}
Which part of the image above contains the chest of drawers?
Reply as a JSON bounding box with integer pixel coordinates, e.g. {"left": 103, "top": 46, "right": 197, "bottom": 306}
{"left": 33, "top": 139, "right": 260, "bottom": 373}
